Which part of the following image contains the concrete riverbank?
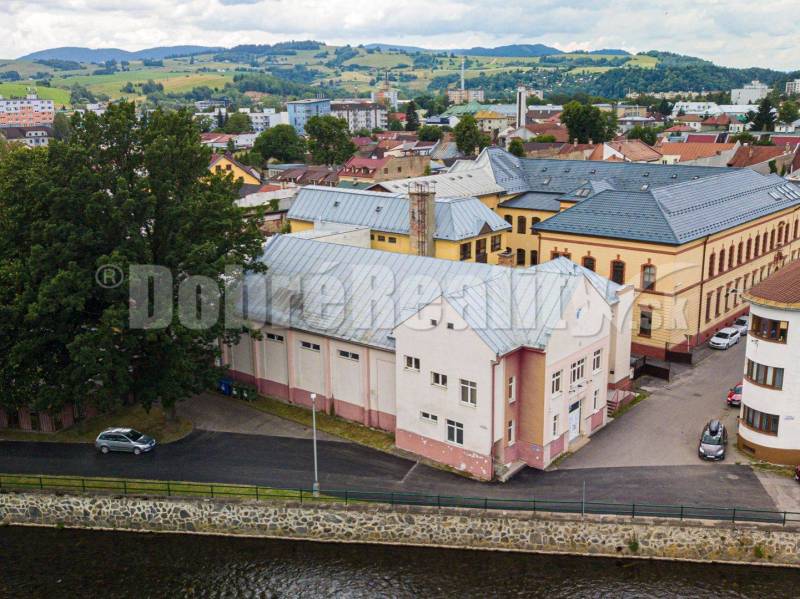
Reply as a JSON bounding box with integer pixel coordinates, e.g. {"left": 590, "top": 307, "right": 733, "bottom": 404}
{"left": 2, "top": 490, "right": 799, "bottom": 567}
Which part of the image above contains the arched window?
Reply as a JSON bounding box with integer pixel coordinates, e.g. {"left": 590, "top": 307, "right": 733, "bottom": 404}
{"left": 746, "top": 239, "right": 752, "bottom": 261}
{"left": 784, "top": 223, "right": 790, "bottom": 244}
{"left": 530, "top": 250, "right": 538, "bottom": 265}
{"left": 641, "top": 264, "right": 657, "bottom": 291}
{"left": 762, "top": 234, "right": 768, "bottom": 254}
{"left": 530, "top": 217, "right": 541, "bottom": 235}
{"left": 770, "top": 229, "right": 776, "bottom": 250}
{"left": 610, "top": 260, "right": 625, "bottom": 284}
{"left": 754, "top": 234, "right": 761, "bottom": 257}
{"left": 516, "top": 248, "right": 525, "bottom": 265}
{"left": 708, "top": 253, "right": 716, "bottom": 277}
{"left": 582, "top": 256, "right": 596, "bottom": 271}
{"left": 794, "top": 220, "right": 799, "bottom": 239}
{"left": 718, "top": 248, "right": 726, "bottom": 273}
{"left": 728, "top": 245, "right": 735, "bottom": 269}
{"left": 516, "top": 215, "right": 526, "bottom": 234}
{"left": 737, "top": 242, "right": 743, "bottom": 265}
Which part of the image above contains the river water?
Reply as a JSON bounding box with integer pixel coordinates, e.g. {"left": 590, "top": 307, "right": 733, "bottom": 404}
{"left": 2, "top": 526, "right": 799, "bottom": 598}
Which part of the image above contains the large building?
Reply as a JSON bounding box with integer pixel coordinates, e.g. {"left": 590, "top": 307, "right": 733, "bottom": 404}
{"left": 0, "top": 125, "right": 52, "bottom": 147}
{"left": 0, "top": 93, "right": 55, "bottom": 127}
{"left": 383, "top": 148, "right": 800, "bottom": 359}
{"left": 331, "top": 100, "right": 388, "bottom": 132}
{"left": 287, "top": 184, "right": 510, "bottom": 263}
{"left": 785, "top": 79, "right": 800, "bottom": 96}
{"left": 287, "top": 98, "right": 331, "bottom": 135}
{"left": 738, "top": 261, "right": 800, "bottom": 464}
{"left": 224, "top": 235, "right": 632, "bottom": 479}
{"left": 731, "top": 80, "right": 769, "bottom": 105}
{"left": 447, "top": 88, "right": 485, "bottom": 104}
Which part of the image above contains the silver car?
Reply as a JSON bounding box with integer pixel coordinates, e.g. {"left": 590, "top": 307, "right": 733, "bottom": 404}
{"left": 95, "top": 428, "right": 156, "bottom": 455}
{"left": 709, "top": 327, "right": 741, "bottom": 350}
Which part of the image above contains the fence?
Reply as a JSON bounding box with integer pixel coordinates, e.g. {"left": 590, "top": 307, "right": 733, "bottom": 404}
{"left": 2, "top": 473, "right": 799, "bottom": 527}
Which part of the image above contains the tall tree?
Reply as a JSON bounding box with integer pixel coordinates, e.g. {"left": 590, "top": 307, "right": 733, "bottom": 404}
{"left": 778, "top": 100, "right": 799, "bottom": 124}
{"left": 560, "top": 101, "right": 618, "bottom": 144}
{"left": 417, "top": 125, "right": 443, "bottom": 142}
{"left": 626, "top": 125, "right": 657, "bottom": 146}
{"left": 747, "top": 97, "right": 776, "bottom": 132}
{"left": 405, "top": 100, "right": 420, "bottom": 131}
{"left": 305, "top": 115, "right": 356, "bottom": 165}
{"left": 453, "top": 114, "right": 489, "bottom": 156}
{"left": 0, "top": 103, "right": 264, "bottom": 417}
{"left": 252, "top": 124, "right": 306, "bottom": 163}
{"left": 223, "top": 111, "right": 252, "bottom": 134}
{"left": 52, "top": 112, "right": 73, "bottom": 141}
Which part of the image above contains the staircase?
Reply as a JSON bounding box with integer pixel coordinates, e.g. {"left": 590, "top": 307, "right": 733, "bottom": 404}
{"left": 607, "top": 388, "right": 635, "bottom": 417}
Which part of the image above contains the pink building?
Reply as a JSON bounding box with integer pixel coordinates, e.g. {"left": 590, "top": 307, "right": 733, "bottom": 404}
{"left": 225, "top": 235, "right": 632, "bottom": 480}
{"left": 0, "top": 93, "right": 55, "bottom": 127}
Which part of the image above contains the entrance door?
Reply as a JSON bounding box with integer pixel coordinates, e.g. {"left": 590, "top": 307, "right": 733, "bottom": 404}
{"left": 568, "top": 401, "right": 581, "bottom": 441}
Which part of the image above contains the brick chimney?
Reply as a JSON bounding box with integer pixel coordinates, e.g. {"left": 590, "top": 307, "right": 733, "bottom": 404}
{"left": 498, "top": 250, "right": 515, "bottom": 267}
{"left": 409, "top": 181, "right": 436, "bottom": 257}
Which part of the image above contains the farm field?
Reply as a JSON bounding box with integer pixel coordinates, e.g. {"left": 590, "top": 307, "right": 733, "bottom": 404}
{"left": 0, "top": 82, "right": 70, "bottom": 105}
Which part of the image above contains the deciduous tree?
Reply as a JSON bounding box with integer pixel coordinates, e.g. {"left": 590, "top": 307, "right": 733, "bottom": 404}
{"left": 560, "top": 101, "right": 618, "bottom": 144}
{"left": 305, "top": 115, "right": 356, "bottom": 165}
{"left": 252, "top": 124, "right": 306, "bottom": 163}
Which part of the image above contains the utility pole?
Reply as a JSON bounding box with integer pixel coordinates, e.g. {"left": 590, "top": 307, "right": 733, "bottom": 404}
{"left": 310, "top": 393, "right": 320, "bottom": 496}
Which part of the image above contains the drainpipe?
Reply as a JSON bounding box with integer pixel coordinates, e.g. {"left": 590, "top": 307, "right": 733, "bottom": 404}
{"left": 490, "top": 357, "right": 499, "bottom": 479}
{"left": 695, "top": 235, "right": 710, "bottom": 348}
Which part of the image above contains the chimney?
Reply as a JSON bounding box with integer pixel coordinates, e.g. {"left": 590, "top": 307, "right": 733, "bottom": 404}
{"left": 498, "top": 250, "right": 514, "bottom": 267}
{"left": 409, "top": 182, "right": 436, "bottom": 257}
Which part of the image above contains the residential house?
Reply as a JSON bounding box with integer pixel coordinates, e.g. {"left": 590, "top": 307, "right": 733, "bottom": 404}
{"left": 287, "top": 184, "right": 510, "bottom": 263}
{"left": 587, "top": 140, "right": 663, "bottom": 163}
{"left": 0, "top": 125, "right": 52, "bottom": 147}
{"left": 270, "top": 165, "right": 340, "bottom": 187}
{"left": 727, "top": 144, "right": 798, "bottom": 175}
{"left": 287, "top": 98, "right": 331, "bottom": 135}
{"left": 337, "top": 155, "right": 430, "bottom": 185}
{"left": 656, "top": 142, "right": 738, "bottom": 166}
{"left": 331, "top": 100, "right": 388, "bottom": 132}
{"left": 209, "top": 153, "right": 261, "bottom": 185}
{"left": 235, "top": 183, "right": 298, "bottom": 235}
{"left": 223, "top": 235, "right": 632, "bottom": 479}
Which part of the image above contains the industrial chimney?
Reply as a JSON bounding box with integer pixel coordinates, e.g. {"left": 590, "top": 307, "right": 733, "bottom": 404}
{"left": 516, "top": 86, "right": 527, "bottom": 129}
{"left": 409, "top": 182, "right": 436, "bottom": 257}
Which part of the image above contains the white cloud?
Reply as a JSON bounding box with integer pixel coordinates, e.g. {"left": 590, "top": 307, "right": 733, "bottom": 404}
{"left": 1, "top": 0, "right": 797, "bottom": 70}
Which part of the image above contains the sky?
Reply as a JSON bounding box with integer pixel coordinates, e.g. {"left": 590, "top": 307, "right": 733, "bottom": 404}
{"left": 3, "top": 0, "right": 798, "bottom": 70}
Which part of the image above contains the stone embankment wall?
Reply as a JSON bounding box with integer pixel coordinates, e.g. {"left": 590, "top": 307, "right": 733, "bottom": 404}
{"left": 2, "top": 491, "right": 799, "bottom": 567}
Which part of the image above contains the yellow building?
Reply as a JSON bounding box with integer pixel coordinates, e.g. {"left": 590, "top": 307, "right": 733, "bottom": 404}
{"left": 209, "top": 152, "right": 261, "bottom": 185}
{"left": 287, "top": 184, "right": 510, "bottom": 263}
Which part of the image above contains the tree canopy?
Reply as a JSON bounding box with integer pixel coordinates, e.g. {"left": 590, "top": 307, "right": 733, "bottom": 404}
{"left": 747, "top": 97, "right": 776, "bottom": 132}
{"left": 252, "top": 124, "right": 306, "bottom": 163}
{"left": 453, "top": 114, "right": 490, "bottom": 156}
{"left": 0, "top": 102, "right": 264, "bottom": 417}
{"left": 626, "top": 125, "right": 658, "bottom": 146}
{"left": 778, "top": 100, "right": 799, "bottom": 124}
{"left": 305, "top": 115, "right": 357, "bottom": 165}
{"left": 560, "top": 101, "right": 618, "bottom": 144}
{"left": 507, "top": 138, "right": 525, "bottom": 157}
{"left": 404, "top": 100, "right": 420, "bottom": 131}
{"left": 417, "top": 125, "right": 443, "bottom": 142}
{"left": 222, "top": 111, "right": 252, "bottom": 134}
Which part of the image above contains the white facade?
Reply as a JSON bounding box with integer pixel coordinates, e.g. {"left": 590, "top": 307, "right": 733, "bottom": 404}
{"left": 785, "top": 80, "right": 800, "bottom": 96}
{"left": 739, "top": 301, "right": 800, "bottom": 462}
{"left": 731, "top": 81, "right": 769, "bottom": 105}
{"left": 239, "top": 108, "right": 276, "bottom": 133}
{"left": 330, "top": 101, "right": 388, "bottom": 132}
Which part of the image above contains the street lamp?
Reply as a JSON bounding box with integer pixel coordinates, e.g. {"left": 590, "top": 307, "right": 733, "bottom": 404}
{"left": 310, "top": 393, "right": 320, "bottom": 496}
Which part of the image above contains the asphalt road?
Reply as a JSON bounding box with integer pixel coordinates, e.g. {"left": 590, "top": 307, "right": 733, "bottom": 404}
{"left": 0, "top": 429, "right": 779, "bottom": 514}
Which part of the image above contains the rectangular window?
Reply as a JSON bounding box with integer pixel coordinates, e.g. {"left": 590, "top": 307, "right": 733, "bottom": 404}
{"left": 446, "top": 322, "right": 454, "bottom": 330}
{"left": 431, "top": 372, "right": 448, "bottom": 387}
{"left": 639, "top": 309, "right": 653, "bottom": 337}
{"left": 430, "top": 319, "right": 438, "bottom": 327}
{"left": 742, "top": 405, "right": 779, "bottom": 435}
{"left": 507, "top": 420, "right": 515, "bottom": 445}
{"left": 388, "top": 237, "right": 397, "bottom": 244}
{"left": 593, "top": 388, "right": 599, "bottom": 410}
{"left": 405, "top": 355, "right": 420, "bottom": 371}
{"left": 460, "top": 379, "right": 477, "bottom": 406}
{"left": 300, "top": 340, "right": 320, "bottom": 351}
{"left": 460, "top": 242, "right": 472, "bottom": 261}
{"left": 592, "top": 349, "right": 602, "bottom": 372}
{"left": 745, "top": 359, "right": 784, "bottom": 389}
{"left": 420, "top": 411, "right": 438, "bottom": 424}
{"left": 508, "top": 376, "right": 516, "bottom": 403}
{"left": 491, "top": 235, "right": 501, "bottom": 252}
{"left": 551, "top": 370, "right": 562, "bottom": 395}
{"left": 266, "top": 333, "right": 284, "bottom": 343}
{"left": 705, "top": 291, "right": 713, "bottom": 322}
{"left": 552, "top": 414, "right": 559, "bottom": 437}
{"left": 750, "top": 315, "right": 789, "bottom": 343}
{"left": 570, "top": 358, "right": 586, "bottom": 385}
{"left": 338, "top": 349, "right": 359, "bottom": 361}
{"left": 377, "top": 235, "right": 386, "bottom": 242}
{"left": 446, "top": 419, "right": 464, "bottom": 445}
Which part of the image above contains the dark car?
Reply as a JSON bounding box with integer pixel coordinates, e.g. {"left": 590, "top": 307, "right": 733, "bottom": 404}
{"left": 726, "top": 382, "right": 743, "bottom": 407}
{"left": 698, "top": 419, "right": 728, "bottom": 461}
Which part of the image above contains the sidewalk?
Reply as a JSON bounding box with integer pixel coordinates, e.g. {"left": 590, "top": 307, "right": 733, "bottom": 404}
{"left": 176, "top": 392, "right": 344, "bottom": 442}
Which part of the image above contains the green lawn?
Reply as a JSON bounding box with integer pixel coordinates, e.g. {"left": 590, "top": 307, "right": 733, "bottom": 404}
{"left": 0, "top": 83, "right": 70, "bottom": 105}
{"left": 0, "top": 403, "right": 192, "bottom": 444}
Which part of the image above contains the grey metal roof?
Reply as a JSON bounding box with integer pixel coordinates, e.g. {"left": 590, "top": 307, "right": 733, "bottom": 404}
{"left": 240, "top": 236, "right": 621, "bottom": 354}
{"left": 288, "top": 185, "right": 510, "bottom": 241}
{"left": 499, "top": 192, "right": 562, "bottom": 212}
{"left": 373, "top": 168, "right": 505, "bottom": 197}
{"left": 535, "top": 169, "right": 800, "bottom": 245}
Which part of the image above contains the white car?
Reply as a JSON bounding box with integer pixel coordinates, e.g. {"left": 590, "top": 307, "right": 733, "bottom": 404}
{"left": 709, "top": 327, "right": 741, "bottom": 350}
{"left": 732, "top": 315, "right": 749, "bottom": 336}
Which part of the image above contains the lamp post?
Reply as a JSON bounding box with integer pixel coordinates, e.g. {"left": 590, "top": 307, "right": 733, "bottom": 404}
{"left": 310, "top": 393, "right": 320, "bottom": 496}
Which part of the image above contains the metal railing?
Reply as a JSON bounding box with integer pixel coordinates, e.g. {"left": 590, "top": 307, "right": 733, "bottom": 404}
{"left": 2, "top": 474, "right": 798, "bottom": 526}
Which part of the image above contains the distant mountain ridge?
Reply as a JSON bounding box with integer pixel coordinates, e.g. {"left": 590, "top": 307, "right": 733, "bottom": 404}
{"left": 18, "top": 45, "right": 223, "bottom": 63}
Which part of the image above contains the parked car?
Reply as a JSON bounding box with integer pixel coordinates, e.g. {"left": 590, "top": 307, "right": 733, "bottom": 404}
{"left": 709, "top": 327, "right": 741, "bottom": 350}
{"left": 95, "top": 428, "right": 156, "bottom": 455}
{"left": 732, "top": 315, "right": 750, "bottom": 336}
{"left": 726, "top": 382, "right": 743, "bottom": 407}
{"left": 698, "top": 419, "right": 728, "bottom": 460}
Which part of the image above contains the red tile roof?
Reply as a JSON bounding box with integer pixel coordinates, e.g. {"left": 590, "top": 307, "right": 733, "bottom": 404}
{"left": 744, "top": 260, "right": 800, "bottom": 307}
{"left": 657, "top": 142, "right": 736, "bottom": 161}
{"left": 727, "top": 145, "right": 792, "bottom": 168}
{"left": 685, "top": 133, "right": 720, "bottom": 143}
{"left": 588, "top": 140, "right": 662, "bottom": 162}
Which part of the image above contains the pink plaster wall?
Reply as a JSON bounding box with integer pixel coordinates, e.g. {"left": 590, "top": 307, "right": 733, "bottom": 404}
{"left": 396, "top": 428, "right": 492, "bottom": 480}
{"left": 228, "top": 369, "right": 256, "bottom": 386}
{"left": 258, "top": 379, "right": 289, "bottom": 400}
{"left": 548, "top": 433, "right": 566, "bottom": 461}
{"left": 590, "top": 409, "right": 605, "bottom": 432}
{"left": 333, "top": 399, "right": 364, "bottom": 423}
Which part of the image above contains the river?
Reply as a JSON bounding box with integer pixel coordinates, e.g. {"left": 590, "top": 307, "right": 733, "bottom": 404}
{"left": 2, "top": 526, "right": 799, "bottom": 597}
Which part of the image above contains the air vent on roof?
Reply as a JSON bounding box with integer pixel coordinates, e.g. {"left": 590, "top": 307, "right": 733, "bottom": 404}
{"left": 541, "top": 167, "right": 548, "bottom": 172}
{"left": 641, "top": 184, "right": 650, "bottom": 191}
{"left": 542, "top": 177, "right": 551, "bottom": 185}
{"left": 589, "top": 169, "right": 596, "bottom": 174}
{"left": 376, "top": 206, "right": 382, "bottom": 212}
{"left": 671, "top": 173, "right": 678, "bottom": 178}
{"left": 643, "top": 172, "right": 649, "bottom": 177}
{"left": 564, "top": 168, "right": 571, "bottom": 173}
{"left": 692, "top": 176, "right": 699, "bottom": 180}
{"left": 333, "top": 201, "right": 340, "bottom": 207}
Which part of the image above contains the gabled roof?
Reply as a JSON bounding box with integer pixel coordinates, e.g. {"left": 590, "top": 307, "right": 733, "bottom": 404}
{"left": 657, "top": 142, "right": 736, "bottom": 162}
{"left": 371, "top": 168, "right": 505, "bottom": 197}
{"left": 287, "top": 185, "right": 510, "bottom": 241}
{"left": 241, "top": 236, "right": 620, "bottom": 354}
{"left": 588, "top": 140, "right": 662, "bottom": 163}
{"left": 535, "top": 169, "right": 800, "bottom": 245}
{"left": 727, "top": 145, "right": 793, "bottom": 167}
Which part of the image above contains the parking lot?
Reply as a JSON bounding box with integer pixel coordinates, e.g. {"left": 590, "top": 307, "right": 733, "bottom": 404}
{"left": 561, "top": 339, "right": 747, "bottom": 469}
